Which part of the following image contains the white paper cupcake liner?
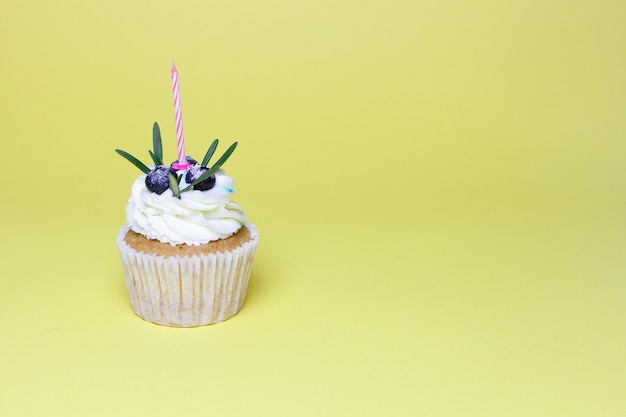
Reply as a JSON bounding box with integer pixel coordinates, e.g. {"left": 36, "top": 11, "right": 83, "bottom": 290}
{"left": 116, "top": 223, "right": 258, "bottom": 327}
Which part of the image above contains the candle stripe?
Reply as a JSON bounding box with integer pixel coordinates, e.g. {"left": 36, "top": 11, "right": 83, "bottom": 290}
{"left": 171, "top": 63, "right": 186, "bottom": 165}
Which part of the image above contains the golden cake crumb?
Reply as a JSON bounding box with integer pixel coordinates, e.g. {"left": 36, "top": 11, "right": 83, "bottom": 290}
{"left": 124, "top": 225, "right": 252, "bottom": 257}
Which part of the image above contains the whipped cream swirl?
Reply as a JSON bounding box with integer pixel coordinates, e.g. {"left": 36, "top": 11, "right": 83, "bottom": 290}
{"left": 126, "top": 169, "right": 246, "bottom": 245}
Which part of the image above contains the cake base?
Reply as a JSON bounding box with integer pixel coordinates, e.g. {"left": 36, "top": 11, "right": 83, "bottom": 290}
{"left": 116, "top": 223, "right": 258, "bottom": 327}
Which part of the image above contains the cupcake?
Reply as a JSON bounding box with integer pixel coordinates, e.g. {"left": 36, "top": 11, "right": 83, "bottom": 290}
{"left": 115, "top": 122, "right": 258, "bottom": 327}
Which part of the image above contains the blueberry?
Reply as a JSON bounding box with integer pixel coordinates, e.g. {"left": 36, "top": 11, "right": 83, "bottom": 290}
{"left": 185, "top": 166, "right": 216, "bottom": 191}
{"left": 145, "top": 165, "right": 176, "bottom": 195}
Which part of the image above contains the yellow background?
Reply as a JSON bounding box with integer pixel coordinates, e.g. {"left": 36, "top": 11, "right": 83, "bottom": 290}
{"left": 1, "top": 0, "right": 625, "bottom": 415}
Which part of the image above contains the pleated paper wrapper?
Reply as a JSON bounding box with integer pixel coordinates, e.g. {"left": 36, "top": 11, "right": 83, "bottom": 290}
{"left": 116, "top": 223, "right": 258, "bottom": 327}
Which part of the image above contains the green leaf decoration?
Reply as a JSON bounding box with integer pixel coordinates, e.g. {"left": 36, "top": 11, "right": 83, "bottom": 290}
{"left": 201, "top": 139, "right": 219, "bottom": 167}
{"left": 117, "top": 123, "right": 240, "bottom": 196}
{"left": 153, "top": 122, "right": 163, "bottom": 163}
{"left": 168, "top": 173, "right": 181, "bottom": 198}
{"left": 148, "top": 150, "right": 162, "bottom": 166}
{"left": 115, "top": 149, "right": 150, "bottom": 174}
{"left": 210, "top": 141, "right": 238, "bottom": 172}
{"left": 181, "top": 142, "right": 238, "bottom": 193}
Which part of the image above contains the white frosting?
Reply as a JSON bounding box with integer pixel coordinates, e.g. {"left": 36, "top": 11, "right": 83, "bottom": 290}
{"left": 126, "top": 169, "right": 246, "bottom": 245}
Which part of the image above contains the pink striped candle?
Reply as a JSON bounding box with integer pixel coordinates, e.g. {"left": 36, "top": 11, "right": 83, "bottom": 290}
{"left": 171, "top": 62, "right": 192, "bottom": 170}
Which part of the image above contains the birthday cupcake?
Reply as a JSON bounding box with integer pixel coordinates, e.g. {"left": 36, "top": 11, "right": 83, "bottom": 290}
{"left": 115, "top": 122, "right": 258, "bottom": 327}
